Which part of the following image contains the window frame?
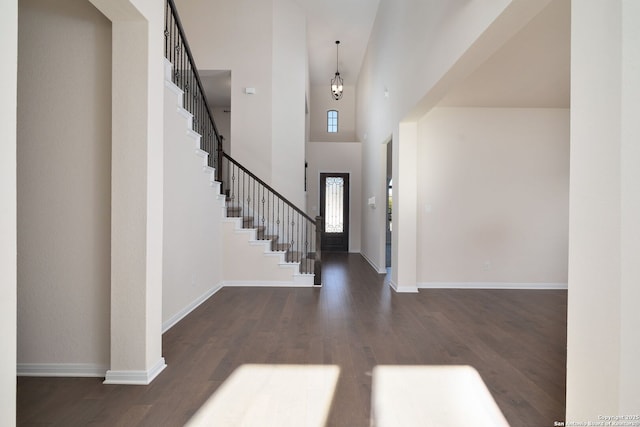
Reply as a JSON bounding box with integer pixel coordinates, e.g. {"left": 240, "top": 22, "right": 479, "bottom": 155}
{"left": 327, "top": 110, "right": 338, "bottom": 133}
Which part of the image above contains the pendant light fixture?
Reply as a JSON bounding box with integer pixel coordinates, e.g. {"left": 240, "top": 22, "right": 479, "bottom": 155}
{"left": 330, "top": 40, "right": 344, "bottom": 100}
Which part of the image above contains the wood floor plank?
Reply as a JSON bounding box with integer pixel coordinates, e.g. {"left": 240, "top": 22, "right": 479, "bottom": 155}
{"left": 17, "top": 253, "right": 567, "bottom": 426}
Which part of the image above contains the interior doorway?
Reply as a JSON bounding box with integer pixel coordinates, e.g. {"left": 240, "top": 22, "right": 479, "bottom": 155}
{"left": 385, "top": 140, "right": 392, "bottom": 268}
{"left": 320, "top": 173, "right": 350, "bottom": 252}
{"left": 200, "top": 69, "right": 231, "bottom": 153}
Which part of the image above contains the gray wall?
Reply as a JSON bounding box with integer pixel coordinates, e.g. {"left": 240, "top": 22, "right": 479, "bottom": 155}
{"left": 17, "top": 0, "right": 111, "bottom": 372}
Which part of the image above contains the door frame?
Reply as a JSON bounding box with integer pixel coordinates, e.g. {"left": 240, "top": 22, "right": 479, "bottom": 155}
{"left": 319, "top": 172, "right": 350, "bottom": 252}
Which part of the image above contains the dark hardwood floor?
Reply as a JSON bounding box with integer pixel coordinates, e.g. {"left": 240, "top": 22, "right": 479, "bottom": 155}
{"left": 17, "top": 253, "right": 567, "bottom": 426}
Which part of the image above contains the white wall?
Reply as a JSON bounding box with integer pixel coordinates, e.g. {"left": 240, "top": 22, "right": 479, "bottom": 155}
{"left": 567, "top": 0, "right": 640, "bottom": 420}
{"left": 417, "top": 107, "right": 569, "bottom": 286}
{"left": 309, "top": 84, "right": 357, "bottom": 143}
{"left": 306, "top": 142, "right": 362, "bottom": 253}
{"left": 271, "top": 0, "right": 307, "bottom": 208}
{"left": 174, "top": 0, "right": 274, "bottom": 183}
{"left": 0, "top": 0, "right": 17, "bottom": 422}
{"left": 88, "top": 0, "right": 167, "bottom": 383}
{"left": 17, "top": 0, "right": 111, "bottom": 373}
{"left": 174, "top": 0, "right": 308, "bottom": 207}
{"left": 357, "top": 0, "right": 509, "bottom": 282}
{"left": 357, "top": 0, "right": 553, "bottom": 288}
{"left": 619, "top": 0, "right": 640, "bottom": 412}
{"left": 162, "top": 76, "right": 225, "bottom": 331}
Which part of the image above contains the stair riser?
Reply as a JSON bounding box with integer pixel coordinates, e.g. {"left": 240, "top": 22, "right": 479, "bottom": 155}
{"left": 225, "top": 212, "right": 314, "bottom": 276}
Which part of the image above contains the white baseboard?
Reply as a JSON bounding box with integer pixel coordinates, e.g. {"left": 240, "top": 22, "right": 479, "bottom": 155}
{"left": 103, "top": 357, "right": 166, "bottom": 385}
{"left": 417, "top": 282, "right": 568, "bottom": 290}
{"left": 388, "top": 280, "right": 419, "bottom": 293}
{"left": 17, "top": 363, "right": 108, "bottom": 378}
{"left": 360, "top": 251, "right": 387, "bottom": 274}
{"left": 162, "top": 284, "right": 223, "bottom": 333}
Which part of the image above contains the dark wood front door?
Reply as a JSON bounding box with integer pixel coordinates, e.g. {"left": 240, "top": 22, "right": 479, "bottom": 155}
{"left": 320, "top": 173, "right": 349, "bottom": 252}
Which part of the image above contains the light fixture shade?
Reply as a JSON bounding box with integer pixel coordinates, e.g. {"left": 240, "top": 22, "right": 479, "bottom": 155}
{"left": 331, "top": 72, "right": 344, "bottom": 100}
{"left": 330, "top": 41, "right": 344, "bottom": 100}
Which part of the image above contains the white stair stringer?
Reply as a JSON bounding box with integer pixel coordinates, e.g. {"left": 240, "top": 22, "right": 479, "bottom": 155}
{"left": 164, "top": 58, "right": 313, "bottom": 288}
{"left": 170, "top": 91, "right": 221, "bottom": 192}
{"left": 163, "top": 57, "right": 227, "bottom": 332}
{"left": 221, "top": 217, "right": 314, "bottom": 287}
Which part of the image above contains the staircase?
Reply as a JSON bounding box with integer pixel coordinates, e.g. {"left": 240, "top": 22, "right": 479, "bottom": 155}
{"left": 221, "top": 204, "right": 316, "bottom": 287}
{"left": 225, "top": 205, "right": 316, "bottom": 273}
{"left": 164, "top": 0, "right": 321, "bottom": 286}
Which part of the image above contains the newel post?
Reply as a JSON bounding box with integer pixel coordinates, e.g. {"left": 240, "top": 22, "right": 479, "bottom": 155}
{"left": 216, "top": 136, "right": 223, "bottom": 185}
{"left": 314, "top": 216, "right": 322, "bottom": 286}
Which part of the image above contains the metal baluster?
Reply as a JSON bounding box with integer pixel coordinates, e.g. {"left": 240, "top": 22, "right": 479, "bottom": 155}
{"left": 271, "top": 191, "right": 275, "bottom": 245}
{"left": 231, "top": 163, "right": 236, "bottom": 209}
{"left": 241, "top": 170, "right": 245, "bottom": 223}
{"left": 299, "top": 215, "right": 302, "bottom": 264}
{"left": 277, "top": 199, "right": 280, "bottom": 251}
{"left": 286, "top": 205, "right": 290, "bottom": 260}
{"left": 259, "top": 186, "right": 264, "bottom": 239}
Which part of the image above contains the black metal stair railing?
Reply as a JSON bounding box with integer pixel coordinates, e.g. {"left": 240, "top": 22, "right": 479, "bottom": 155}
{"left": 222, "top": 153, "right": 322, "bottom": 284}
{"left": 164, "top": 0, "right": 321, "bottom": 285}
{"left": 164, "top": 0, "right": 223, "bottom": 175}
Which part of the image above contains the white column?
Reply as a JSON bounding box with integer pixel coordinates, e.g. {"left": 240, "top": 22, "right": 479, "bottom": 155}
{"left": 618, "top": 0, "right": 640, "bottom": 413}
{"left": 0, "top": 0, "right": 18, "bottom": 422}
{"left": 89, "top": 0, "right": 165, "bottom": 384}
{"left": 567, "top": 0, "right": 640, "bottom": 419}
{"left": 391, "top": 122, "right": 418, "bottom": 292}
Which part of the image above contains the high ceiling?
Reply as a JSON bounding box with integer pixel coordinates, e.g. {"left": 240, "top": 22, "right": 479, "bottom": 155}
{"left": 201, "top": 0, "right": 381, "bottom": 107}
{"left": 202, "top": 0, "right": 570, "bottom": 110}
{"left": 438, "top": 0, "right": 570, "bottom": 108}
{"left": 292, "top": 0, "right": 381, "bottom": 87}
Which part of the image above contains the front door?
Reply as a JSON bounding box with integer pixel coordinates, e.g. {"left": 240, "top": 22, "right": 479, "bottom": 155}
{"left": 320, "top": 173, "right": 349, "bottom": 252}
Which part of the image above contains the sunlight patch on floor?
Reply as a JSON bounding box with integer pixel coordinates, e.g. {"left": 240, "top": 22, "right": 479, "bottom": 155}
{"left": 372, "top": 365, "right": 510, "bottom": 427}
{"left": 186, "top": 364, "right": 340, "bottom": 427}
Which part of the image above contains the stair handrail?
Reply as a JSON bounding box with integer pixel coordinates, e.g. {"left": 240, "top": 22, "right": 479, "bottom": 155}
{"left": 165, "top": 0, "right": 223, "bottom": 176}
{"left": 164, "top": 0, "right": 321, "bottom": 285}
{"left": 223, "top": 153, "right": 317, "bottom": 224}
{"left": 222, "top": 153, "right": 322, "bottom": 285}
